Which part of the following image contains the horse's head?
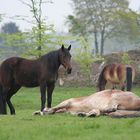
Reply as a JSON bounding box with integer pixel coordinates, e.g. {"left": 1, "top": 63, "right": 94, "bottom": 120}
{"left": 59, "top": 44, "right": 72, "bottom": 74}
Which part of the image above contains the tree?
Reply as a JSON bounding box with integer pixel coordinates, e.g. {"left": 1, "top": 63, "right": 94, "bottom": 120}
{"left": 67, "top": 15, "right": 88, "bottom": 39}
{"left": 1, "top": 22, "right": 20, "bottom": 34}
{"left": 19, "top": 0, "right": 54, "bottom": 57}
{"left": 0, "top": 14, "right": 3, "bottom": 43}
{"left": 0, "top": 14, "right": 2, "bottom": 22}
{"left": 117, "top": 10, "right": 140, "bottom": 41}
{"left": 74, "top": 37, "right": 103, "bottom": 86}
{"left": 67, "top": 0, "right": 130, "bottom": 56}
{"left": 0, "top": 22, "right": 26, "bottom": 57}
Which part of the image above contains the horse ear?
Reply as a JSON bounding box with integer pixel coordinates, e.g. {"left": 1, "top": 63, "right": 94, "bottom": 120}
{"left": 61, "top": 44, "right": 64, "bottom": 51}
{"left": 68, "top": 45, "right": 71, "bottom": 51}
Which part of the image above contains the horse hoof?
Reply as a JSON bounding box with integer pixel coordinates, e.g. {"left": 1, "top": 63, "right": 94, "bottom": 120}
{"left": 32, "top": 110, "right": 42, "bottom": 115}
{"left": 77, "top": 112, "right": 86, "bottom": 117}
{"left": 87, "top": 113, "right": 96, "bottom": 117}
{"left": 43, "top": 107, "right": 49, "bottom": 112}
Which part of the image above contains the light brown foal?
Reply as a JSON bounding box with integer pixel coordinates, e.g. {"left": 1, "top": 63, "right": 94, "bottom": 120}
{"left": 33, "top": 90, "right": 140, "bottom": 118}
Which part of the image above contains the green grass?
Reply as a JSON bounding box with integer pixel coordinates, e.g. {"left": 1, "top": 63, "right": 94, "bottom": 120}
{"left": 0, "top": 87, "right": 140, "bottom": 140}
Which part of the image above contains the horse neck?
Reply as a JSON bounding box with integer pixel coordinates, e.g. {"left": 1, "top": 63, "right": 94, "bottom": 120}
{"left": 41, "top": 51, "right": 61, "bottom": 73}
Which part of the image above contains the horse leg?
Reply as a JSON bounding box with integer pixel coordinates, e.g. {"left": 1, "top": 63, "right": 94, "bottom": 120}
{"left": 0, "top": 94, "right": 6, "bottom": 114}
{"left": 45, "top": 99, "right": 71, "bottom": 114}
{"left": 121, "top": 86, "right": 125, "bottom": 91}
{"left": 100, "top": 79, "right": 107, "bottom": 91}
{"left": 76, "top": 109, "right": 101, "bottom": 117}
{"left": 7, "top": 99, "right": 15, "bottom": 115}
{"left": 107, "top": 110, "right": 140, "bottom": 118}
{"left": 33, "top": 99, "right": 70, "bottom": 115}
{"left": 6, "top": 85, "right": 21, "bottom": 115}
{"left": 47, "top": 82, "right": 55, "bottom": 108}
{"left": 76, "top": 112, "right": 87, "bottom": 117}
{"left": 0, "top": 94, "right": 3, "bottom": 114}
{"left": 1, "top": 87, "right": 9, "bottom": 114}
{"left": 40, "top": 82, "right": 47, "bottom": 111}
{"left": 112, "top": 85, "right": 115, "bottom": 89}
{"left": 0, "top": 84, "right": 4, "bottom": 114}
{"left": 120, "top": 83, "right": 125, "bottom": 91}
{"left": 87, "top": 109, "right": 101, "bottom": 117}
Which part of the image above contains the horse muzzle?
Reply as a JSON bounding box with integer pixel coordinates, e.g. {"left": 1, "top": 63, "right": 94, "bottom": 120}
{"left": 67, "top": 67, "right": 72, "bottom": 74}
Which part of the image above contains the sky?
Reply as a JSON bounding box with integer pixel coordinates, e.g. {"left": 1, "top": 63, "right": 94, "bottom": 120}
{"left": 0, "top": 0, "right": 140, "bottom": 32}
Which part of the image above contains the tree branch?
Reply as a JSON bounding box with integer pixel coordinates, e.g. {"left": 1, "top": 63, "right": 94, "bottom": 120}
{"left": 18, "top": 0, "right": 32, "bottom": 8}
{"left": 30, "top": 0, "right": 40, "bottom": 23}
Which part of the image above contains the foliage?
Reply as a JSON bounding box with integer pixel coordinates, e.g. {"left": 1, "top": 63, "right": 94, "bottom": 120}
{"left": 117, "top": 10, "right": 140, "bottom": 42}
{"left": 18, "top": 0, "right": 79, "bottom": 58}
{"left": 0, "top": 32, "right": 27, "bottom": 54}
{"left": 121, "top": 52, "right": 132, "bottom": 64}
{"left": 23, "top": 23, "right": 56, "bottom": 58}
{"left": 75, "top": 37, "right": 93, "bottom": 73}
{"left": 74, "top": 37, "right": 103, "bottom": 85}
{"left": 66, "top": 15, "right": 88, "bottom": 39}
{"left": 0, "top": 22, "right": 26, "bottom": 57}
{"left": 0, "top": 87, "right": 140, "bottom": 140}
{"left": 18, "top": 0, "right": 55, "bottom": 57}
{"left": 0, "top": 1, "right": 69, "bottom": 58}
{"left": 0, "top": 14, "right": 2, "bottom": 22}
{"left": 67, "top": 0, "right": 139, "bottom": 55}
{"left": 1, "top": 22, "right": 21, "bottom": 34}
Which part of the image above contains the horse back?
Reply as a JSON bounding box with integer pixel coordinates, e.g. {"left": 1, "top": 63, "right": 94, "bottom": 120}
{"left": 104, "top": 64, "right": 126, "bottom": 84}
{"left": 0, "top": 57, "right": 42, "bottom": 87}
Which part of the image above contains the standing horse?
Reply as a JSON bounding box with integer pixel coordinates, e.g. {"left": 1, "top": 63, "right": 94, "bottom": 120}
{"left": 97, "top": 63, "right": 135, "bottom": 91}
{"left": 0, "top": 44, "right": 72, "bottom": 115}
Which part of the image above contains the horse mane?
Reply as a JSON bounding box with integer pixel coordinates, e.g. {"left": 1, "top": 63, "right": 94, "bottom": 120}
{"left": 40, "top": 49, "right": 61, "bottom": 70}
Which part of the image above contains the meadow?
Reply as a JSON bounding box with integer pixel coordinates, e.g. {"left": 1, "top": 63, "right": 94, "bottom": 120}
{"left": 0, "top": 87, "right": 140, "bottom": 140}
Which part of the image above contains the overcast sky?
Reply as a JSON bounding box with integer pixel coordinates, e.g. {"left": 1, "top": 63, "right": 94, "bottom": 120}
{"left": 0, "top": 0, "right": 140, "bottom": 32}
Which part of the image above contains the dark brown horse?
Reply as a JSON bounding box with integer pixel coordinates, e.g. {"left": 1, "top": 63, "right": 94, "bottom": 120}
{"left": 0, "top": 44, "right": 72, "bottom": 115}
{"left": 97, "top": 63, "right": 135, "bottom": 91}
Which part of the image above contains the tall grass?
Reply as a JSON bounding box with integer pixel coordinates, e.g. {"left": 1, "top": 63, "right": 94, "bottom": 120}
{"left": 0, "top": 87, "right": 140, "bottom": 140}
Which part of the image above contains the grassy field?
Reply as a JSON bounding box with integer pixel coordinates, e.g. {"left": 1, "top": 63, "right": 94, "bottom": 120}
{"left": 0, "top": 87, "right": 140, "bottom": 140}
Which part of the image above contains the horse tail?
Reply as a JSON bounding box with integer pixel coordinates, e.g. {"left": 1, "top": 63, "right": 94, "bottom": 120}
{"left": 97, "top": 66, "right": 107, "bottom": 91}
{"left": 0, "top": 60, "right": 15, "bottom": 114}
{"left": 126, "top": 67, "right": 132, "bottom": 91}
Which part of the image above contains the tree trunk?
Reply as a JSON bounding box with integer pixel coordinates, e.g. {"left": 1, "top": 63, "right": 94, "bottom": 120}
{"left": 37, "top": 23, "right": 42, "bottom": 57}
{"left": 94, "top": 30, "right": 99, "bottom": 55}
{"left": 100, "top": 29, "right": 105, "bottom": 56}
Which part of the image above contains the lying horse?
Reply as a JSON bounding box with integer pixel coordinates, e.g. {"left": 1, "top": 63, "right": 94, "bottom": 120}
{"left": 33, "top": 89, "right": 140, "bottom": 118}
{"left": 0, "top": 44, "right": 72, "bottom": 115}
{"left": 97, "top": 63, "right": 135, "bottom": 91}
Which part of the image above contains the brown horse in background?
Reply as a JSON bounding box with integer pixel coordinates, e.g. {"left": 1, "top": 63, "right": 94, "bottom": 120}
{"left": 97, "top": 63, "right": 135, "bottom": 91}
{"left": 0, "top": 44, "right": 72, "bottom": 115}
